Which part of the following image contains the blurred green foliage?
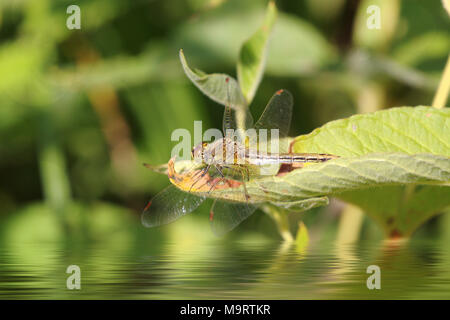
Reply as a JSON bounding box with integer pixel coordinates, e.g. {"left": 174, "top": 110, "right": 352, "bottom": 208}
{"left": 0, "top": 0, "right": 449, "bottom": 247}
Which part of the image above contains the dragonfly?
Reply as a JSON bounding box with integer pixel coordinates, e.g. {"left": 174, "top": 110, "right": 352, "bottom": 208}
{"left": 142, "top": 78, "right": 339, "bottom": 235}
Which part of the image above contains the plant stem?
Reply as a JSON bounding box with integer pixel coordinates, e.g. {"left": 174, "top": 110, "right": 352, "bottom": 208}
{"left": 37, "top": 111, "right": 72, "bottom": 214}
{"left": 336, "top": 204, "right": 364, "bottom": 245}
{"left": 432, "top": 54, "right": 450, "bottom": 109}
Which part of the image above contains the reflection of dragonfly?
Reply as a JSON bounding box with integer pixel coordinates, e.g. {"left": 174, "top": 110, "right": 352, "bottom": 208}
{"left": 142, "top": 79, "right": 338, "bottom": 235}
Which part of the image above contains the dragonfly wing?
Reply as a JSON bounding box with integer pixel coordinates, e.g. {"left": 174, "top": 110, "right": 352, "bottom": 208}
{"left": 223, "top": 106, "right": 254, "bottom": 134}
{"left": 142, "top": 185, "right": 205, "bottom": 228}
{"left": 252, "top": 89, "right": 293, "bottom": 153}
{"left": 209, "top": 200, "right": 257, "bottom": 236}
{"left": 254, "top": 89, "right": 293, "bottom": 136}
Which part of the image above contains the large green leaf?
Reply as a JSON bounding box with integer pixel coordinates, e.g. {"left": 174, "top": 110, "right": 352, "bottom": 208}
{"left": 237, "top": 1, "right": 277, "bottom": 103}
{"left": 291, "top": 106, "right": 449, "bottom": 156}
{"left": 208, "top": 152, "right": 449, "bottom": 202}
{"left": 201, "top": 106, "right": 450, "bottom": 237}
{"left": 290, "top": 106, "right": 450, "bottom": 237}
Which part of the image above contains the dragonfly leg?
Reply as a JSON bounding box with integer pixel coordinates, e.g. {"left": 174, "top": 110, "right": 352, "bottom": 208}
{"left": 207, "top": 165, "right": 225, "bottom": 194}
{"left": 214, "top": 164, "right": 224, "bottom": 177}
{"left": 201, "top": 164, "right": 211, "bottom": 177}
{"left": 192, "top": 165, "right": 208, "bottom": 179}
{"left": 238, "top": 166, "right": 250, "bottom": 202}
{"left": 197, "top": 163, "right": 225, "bottom": 191}
{"left": 191, "top": 169, "right": 202, "bottom": 179}
{"left": 189, "top": 164, "right": 211, "bottom": 192}
{"left": 207, "top": 178, "right": 221, "bottom": 194}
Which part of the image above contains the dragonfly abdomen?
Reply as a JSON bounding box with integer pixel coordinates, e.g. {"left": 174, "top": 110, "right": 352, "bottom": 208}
{"left": 280, "top": 153, "right": 338, "bottom": 163}
{"left": 247, "top": 152, "right": 338, "bottom": 164}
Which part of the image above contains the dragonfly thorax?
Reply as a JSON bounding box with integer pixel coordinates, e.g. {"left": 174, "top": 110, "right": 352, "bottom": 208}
{"left": 191, "top": 141, "right": 208, "bottom": 160}
{"left": 192, "top": 138, "right": 247, "bottom": 165}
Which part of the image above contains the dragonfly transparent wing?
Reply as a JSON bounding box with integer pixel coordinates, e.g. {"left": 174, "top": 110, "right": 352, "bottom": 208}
{"left": 209, "top": 199, "right": 257, "bottom": 236}
{"left": 252, "top": 89, "right": 293, "bottom": 153}
{"left": 253, "top": 89, "right": 293, "bottom": 137}
{"left": 142, "top": 184, "right": 206, "bottom": 227}
{"left": 222, "top": 77, "right": 253, "bottom": 136}
{"left": 223, "top": 105, "right": 254, "bottom": 131}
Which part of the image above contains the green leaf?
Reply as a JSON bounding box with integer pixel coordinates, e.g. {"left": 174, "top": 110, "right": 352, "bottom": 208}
{"left": 292, "top": 106, "right": 449, "bottom": 157}
{"left": 204, "top": 106, "right": 450, "bottom": 237}
{"left": 237, "top": 1, "right": 277, "bottom": 104}
{"left": 266, "top": 12, "right": 336, "bottom": 76}
{"left": 338, "top": 185, "right": 450, "bottom": 238}
{"left": 392, "top": 32, "right": 450, "bottom": 68}
{"left": 179, "top": 49, "right": 246, "bottom": 110}
{"left": 209, "top": 152, "right": 450, "bottom": 202}
{"left": 271, "top": 197, "right": 329, "bottom": 212}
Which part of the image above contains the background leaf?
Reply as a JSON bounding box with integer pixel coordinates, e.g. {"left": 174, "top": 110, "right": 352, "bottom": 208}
{"left": 265, "top": 12, "right": 336, "bottom": 76}
{"left": 172, "top": 1, "right": 335, "bottom": 77}
{"left": 179, "top": 49, "right": 246, "bottom": 110}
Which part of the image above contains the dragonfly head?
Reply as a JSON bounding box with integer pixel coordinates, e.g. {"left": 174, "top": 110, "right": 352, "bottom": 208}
{"left": 191, "top": 141, "right": 209, "bottom": 160}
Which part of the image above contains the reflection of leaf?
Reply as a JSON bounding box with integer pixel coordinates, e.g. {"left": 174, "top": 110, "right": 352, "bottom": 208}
{"left": 237, "top": 1, "right": 277, "bottom": 103}
{"left": 296, "top": 222, "right": 309, "bottom": 253}
{"left": 179, "top": 49, "right": 246, "bottom": 110}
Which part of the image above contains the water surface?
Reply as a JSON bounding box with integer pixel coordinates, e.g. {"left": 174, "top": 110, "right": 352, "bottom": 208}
{"left": 1, "top": 238, "right": 449, "bottom": 299}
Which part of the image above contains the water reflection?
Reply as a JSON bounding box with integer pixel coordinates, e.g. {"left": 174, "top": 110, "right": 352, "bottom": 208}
{"left": 1, "top": 235, "right": 450, "bottom": 299}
